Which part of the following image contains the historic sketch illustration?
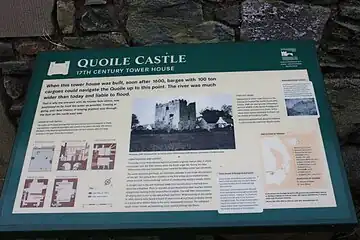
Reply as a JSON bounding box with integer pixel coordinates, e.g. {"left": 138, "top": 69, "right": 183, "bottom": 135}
{"left": 50, "top": 178, "right": 78, "bottom": 207}
{"left": 20, "top": 179, "right": 48, "bottom": 208}
{"left": 28, "top": 145, "right": 54, "bottom": 172}
{"left": 285, "top": 98, "right": 318, "bottom": 116}
{"left": 91, "top": 143, "right": 116, "bottom": 170}
{"left": 57, "top": 142, "right": 89, "bottom": 171}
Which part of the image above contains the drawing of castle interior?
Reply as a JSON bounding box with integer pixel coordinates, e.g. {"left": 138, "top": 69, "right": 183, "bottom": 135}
{"left": 91, "top": 143, "right": 116, "bottom": 170}
{"left": 28, "top": 146, "right": 54, "bottom": 172}
{"left": 20, "top": 179, "right": 48, "bottom": 208}
{"left": 57, "top": 142, "right": 89, "bottom": 171}
{"left": 51, "top": 178, "right": 77, "bottom": 207}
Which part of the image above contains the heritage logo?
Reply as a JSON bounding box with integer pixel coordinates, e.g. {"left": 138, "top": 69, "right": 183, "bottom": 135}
{"left": 47, "top": 61, "right": 70, "bottom": 76}
{"left": 280, "top": 48, "right": 298, "bottom": 61}
{"left": 280, "top": 47, "right": 302, "bottom": 68}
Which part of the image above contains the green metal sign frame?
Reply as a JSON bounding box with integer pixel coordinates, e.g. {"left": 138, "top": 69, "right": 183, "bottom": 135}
{"left": 0, "top": 40, "right": 357, "bottom": 237}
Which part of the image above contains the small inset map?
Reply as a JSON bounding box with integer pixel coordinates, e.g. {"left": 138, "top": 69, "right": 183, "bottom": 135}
{"left": 261, "top": 136, "right": 295, "bottom": 186}
{"left": 20, "top": 179, "right": 48, "bottom": 208}
{"left": 261, "top": 131, "right": 326, "bottom": 191}
{"left": 261, "top": 131, "right": 334, "bottom": 208}
{"left": 57, "top": 142, "right": 89, "bottom": 171}
{"left": 28, "top": 146, "right": 54, "bottom": 172}
{"left": 51, "top": 178, "right": 78, "bottom": 207}
{"left": 91, "top": 143, "right": 116, "bottom": 170}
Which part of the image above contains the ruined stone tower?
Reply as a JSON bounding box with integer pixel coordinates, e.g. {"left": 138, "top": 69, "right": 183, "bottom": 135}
{"left": 154, "top": 99, "right": 196, "bottom": 131}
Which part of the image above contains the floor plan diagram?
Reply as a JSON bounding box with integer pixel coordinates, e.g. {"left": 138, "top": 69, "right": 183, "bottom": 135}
{"left": 51, "top": 178, "right": 78, "bottom": 207}
{"left": 91, "top": 143, "right": 116, "bottom": 170}
{"left": 20, "top": 179, "right": 48, "bottom": 208}
{"left": 57, "top": 142, "right": 89, "bottom": 171}
{"left": 28, "top": 146, "right": 54, "bottom": 172}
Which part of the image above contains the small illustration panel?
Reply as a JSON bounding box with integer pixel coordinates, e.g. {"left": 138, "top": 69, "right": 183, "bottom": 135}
{"left": 285, "top": 98, "right": 318, "bottom": 117}
{"left": 91, "top": 143, "right": 116, "bottom": 170}
{"left": 82, "top": 176, "right": 114, "bottom": 208}
{"left": 51, "top": 178, "right": 78, "bottom": 207}
{"left": 57, "top": 142, "right": 89, "bottom": 171}
{"left": 20, "top": 179, "right": 48, "bottom": 208}
{"left": 28, "top": 146, "right": 54, "bottom": 172}
{"left": 281, "top": 81, "right": 319, "bottom": 118}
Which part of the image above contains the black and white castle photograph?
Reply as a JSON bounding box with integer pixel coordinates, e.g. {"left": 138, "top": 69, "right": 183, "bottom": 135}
{"left": 129, "top": 95, "right": 236, "bottom": 152}
{"left": 285, "top": 98, "right": 318, "bottom": 116}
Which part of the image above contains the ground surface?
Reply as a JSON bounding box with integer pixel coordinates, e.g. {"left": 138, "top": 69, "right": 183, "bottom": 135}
{"left": 130, "top": 131, "right": 236, "bottom": 152}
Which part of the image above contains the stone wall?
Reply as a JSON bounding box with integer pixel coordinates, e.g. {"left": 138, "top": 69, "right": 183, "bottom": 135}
{"left": 155, "top": 100, "right": 182, "bottom": 130}
{"left": 0, "top": 0, "right": 360, "bottom": 238}
{"left": 179, "top": 101, "right": 196, "bottom": 130}
{"left": 154, "top": 99, "right": 196, "bottom": 130}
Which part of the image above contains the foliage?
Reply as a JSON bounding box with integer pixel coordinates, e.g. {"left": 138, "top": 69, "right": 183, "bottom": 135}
{"left": 131, "top": 114, "right": 139, "bottom": 128}
{"left": 199, "top": 104, "right": 233, "bottom": 123}
{"left": 221, "top": 104, "right": 232, "bottom": 116}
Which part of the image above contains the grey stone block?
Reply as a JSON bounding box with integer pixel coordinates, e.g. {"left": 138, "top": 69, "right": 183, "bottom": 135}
{"left": 325, "top": 76, "right": 360, "bottom": 141}
{"left": 85, "top": 0, "right": 107, "bottom": 5}
{"left": 57, "top": 0, "right": 76, "bottom": 34}
{"left": 241, "top": 0, "right": 331, "bottom": 42}
{"left": 127, "top": 1, "right": 204, "bottom": 45}
{"left": 215, "top": 4, "right": 241, "bottom": 26}
{"left": 63, "top": 33, "right": 128, "bottom": 48}
{"left": 174, "top": 21, "right": 235, "bottom": 43}
{"left": 0, "top": 42, "right": 14, "bottom": 61}
{"left": 3, "top": 75, "right": 29, "bottom": 100}
{"left": 80, "top": 6, "right": 120, "bottom": 32}
{"left": 14, "top": 40, "right": 50, "bottom": 56}
{"left": 0, "top": 61, "right": 32, "bottom": 75}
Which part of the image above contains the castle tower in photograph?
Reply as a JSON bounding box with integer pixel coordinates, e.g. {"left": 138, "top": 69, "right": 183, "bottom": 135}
{"left": 155, "top": 99, "right": 196, "bottom": 131}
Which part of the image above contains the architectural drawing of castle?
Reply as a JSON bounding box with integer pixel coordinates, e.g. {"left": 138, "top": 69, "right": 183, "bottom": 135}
{"left": 20, "top": 179, "right": 48, "bottom": 208}
{"left": 92, "top": 143, "right": 116, "bottom": 170}
{"left": 154, "top": 99, "right": 196, "bottom": 131}
{"left": 51, "top": 178, "right": 77, "bottom": 207}
{"left": 28, "top": 146, "right": 54, "bottom": 172}
{"left": 58, "top": 142, "right": 89, "bottom": 171}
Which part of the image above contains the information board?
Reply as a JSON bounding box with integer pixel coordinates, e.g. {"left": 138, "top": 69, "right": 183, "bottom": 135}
{"left": 0, "top": 40, "right": 357, "bottom": 233}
